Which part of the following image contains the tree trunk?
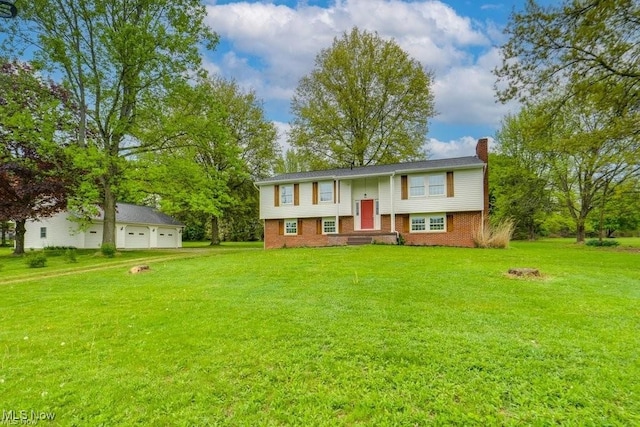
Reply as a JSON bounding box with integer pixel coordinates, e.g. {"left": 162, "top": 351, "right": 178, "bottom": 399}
{"left": 13, "top": 219, "right": 26, "bottom": 255}
{"left": 210, "top": 215, "right": 220, "bottom": 246}
{"left": 102, "top": 184, "right": 117, "bottom": 247}
{"left": 576, "top": 219, "right": 586, "bottom": 243}
{"left": 1, "top": 224, "right": 6, "bottom": 247}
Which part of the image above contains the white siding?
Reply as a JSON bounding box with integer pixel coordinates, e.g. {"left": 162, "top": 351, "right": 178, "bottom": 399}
{"left": 24, "top": 212, "right": 83, "bottom": 249}
{"left": 260, "top": 180, "right": 352, "bottom": 219}
{"left": 23, "top": 212, "right": 182, "bottom": 249}
{"left": 84, "top": 225, "right": 103, "bottom": 249}
{"left": 258, "top": 166, "right": 484, "bottom": 220}
{"left": 395, "top": 168, "right": 484, "bottom": 214}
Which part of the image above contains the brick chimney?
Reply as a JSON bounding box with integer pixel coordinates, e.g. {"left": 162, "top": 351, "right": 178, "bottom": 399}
{"left": 476, "top": 137, "right": 488, "bottom": 163}
{"left": 476, "top": 138, "right": 489, "bottom": 218}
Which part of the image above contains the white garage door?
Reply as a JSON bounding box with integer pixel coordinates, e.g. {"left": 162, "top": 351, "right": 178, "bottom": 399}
{"left": 84, "top": 226, "right": 103, "bottom": 249}
{"left": 125, "top": 226, "right": 149, "bottom": 249}
{"left": 157, "top": 228, "right": 177, "bottom": 248}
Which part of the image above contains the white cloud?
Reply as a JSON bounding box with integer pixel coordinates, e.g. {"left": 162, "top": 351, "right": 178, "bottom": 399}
{"left": 432, "top": 47, "right": 516, "bottom": 127}
{"left": 204, "top": 0, "right": 512, "bottom": 144}
{"left": 273, "top": 121, "right": 292, "bottom": 152}
{"left": 428, "top": 136, "right": 495, "bottom": 160}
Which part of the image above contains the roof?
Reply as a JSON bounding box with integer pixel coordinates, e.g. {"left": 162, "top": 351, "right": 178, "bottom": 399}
{"left": 257, "top": 155, "right": 485, "bottom": 185}
{"left": 94, "top": 203, "right": 184, "bottom": 227}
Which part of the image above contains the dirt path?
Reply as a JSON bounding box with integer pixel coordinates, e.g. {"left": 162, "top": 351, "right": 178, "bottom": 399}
{"left": 2, "top": 251, "right": 210, "bottom": 286}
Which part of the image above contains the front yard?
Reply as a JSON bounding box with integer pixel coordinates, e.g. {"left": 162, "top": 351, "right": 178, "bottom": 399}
{"left": 1, "top": 240, "right": 638, "bottom": 425}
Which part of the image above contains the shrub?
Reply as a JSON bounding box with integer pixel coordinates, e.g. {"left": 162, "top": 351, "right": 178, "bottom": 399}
{"left": 473, "top": 219, "right": 515, "bottom": 249}
{"left": 65, "top": 248, "right": 78, "bottom": 263}
{"left": 25, "top": 252, "right": 47, "bottom": 268}
{"left": 100, "top": 243, "right": 117, "bottom": 258}
{"left": 586, "top": 239, "right": 620, "bottom": 247}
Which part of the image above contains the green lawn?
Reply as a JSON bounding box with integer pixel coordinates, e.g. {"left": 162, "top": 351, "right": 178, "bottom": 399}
{"left": 1, "top": 240, "right": 638, "bottom": 425}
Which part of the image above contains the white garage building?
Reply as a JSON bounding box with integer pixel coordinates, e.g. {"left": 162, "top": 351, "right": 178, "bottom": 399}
{"left": 24, "top": 203, "right": 183, "bottom": 249}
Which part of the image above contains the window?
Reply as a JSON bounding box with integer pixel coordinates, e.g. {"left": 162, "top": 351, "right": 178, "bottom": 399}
{"left": 319, "top": 182, "right": 333, "bottom": 202}
{"left": 409, "top": 176, "right": 425, "bottom": 197}
{"left": 410, "top": 214, "right": 446, "bottom": 232}
{"left": 280, "top": 185, "right": 293, "bottom": 205}
{"left": 323, "top": 218, "right": 336, "bottom": 234}
{"left": 284, "top": 219, "right": 298, "bottom": 235}
{"left": 430, "top": 216, "right": 445, "bottom": 231}
{"left": 428, "top": 174, "right": 445, "bottom": 196}
{"left": 40, "top": 227, "right": 47, "bottom": 238}
{"left": 411, "top": 217, "right": 426, "bottom": 231}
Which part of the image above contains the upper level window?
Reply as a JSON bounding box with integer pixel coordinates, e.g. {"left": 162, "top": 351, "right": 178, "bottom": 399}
{"left": 280, "top": 185, "right": 293, "bottom": 205}
{"left": 319, "top": 182, "right": 333, "bottom": 203}
{"left": 428, "top": 174, "right": 445, "bottom": 196}
{"left": 409, "top": 176, "right": 425, "bottom": 197}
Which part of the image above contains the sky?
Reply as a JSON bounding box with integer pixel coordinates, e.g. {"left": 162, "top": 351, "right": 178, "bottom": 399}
{"left": 202, "top": 0, "right": 533, "bottom": 159}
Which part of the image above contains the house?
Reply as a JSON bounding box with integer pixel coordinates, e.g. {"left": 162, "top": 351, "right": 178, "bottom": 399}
{"left": 256, "top": 138, "right": 489, "bottom": 248}
{"left": 23, "top": 203, "right": 183, "bottom": 249}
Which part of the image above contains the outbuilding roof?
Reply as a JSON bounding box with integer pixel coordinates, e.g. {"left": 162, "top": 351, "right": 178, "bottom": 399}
{"left": 257, "top": 155, "right": 485, "bottom": 185}
{"left": 94, "top": 203, "right": 184, "bottom": 226}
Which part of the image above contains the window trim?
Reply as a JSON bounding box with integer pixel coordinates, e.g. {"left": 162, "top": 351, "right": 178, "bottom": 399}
{"left": 428, "top": 174, "right": 446, "bottom": 197}
{"left": 284, "top": 219, "right": 298, "bottom": 235}
{"left": 409, "top": 176, "right": 426, "bottom": 198}
{"left": 319, "top": 181, "right": 333, "bottom": 203}
{"left": 322, "top": 218, "right": 337, "bottom": 234}
{"left": 409, "top": 214, "right": 446, "bottom": 233}
{"left": 280, "top": 184, "right": 294, "bottom": 205}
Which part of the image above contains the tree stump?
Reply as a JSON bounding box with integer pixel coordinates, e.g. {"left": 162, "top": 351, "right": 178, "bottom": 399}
{"left": 129, "top": 265, "right": 150, "bottom": 274}
{"left": 508, "top": 268, "right": 540, "bottom": 277}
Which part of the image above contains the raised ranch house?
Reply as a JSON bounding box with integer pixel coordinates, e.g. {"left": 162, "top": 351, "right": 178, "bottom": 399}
{"left": 257, "top": 138, "right": 489, "bottom": 249}
{"left": 23, "top": 203, "right": 183, "bottom": 249}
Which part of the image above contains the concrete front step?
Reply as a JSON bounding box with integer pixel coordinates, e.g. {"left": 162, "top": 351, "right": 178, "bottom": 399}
{"left": 347, "top": 236, "right": 374, "bottom": 245}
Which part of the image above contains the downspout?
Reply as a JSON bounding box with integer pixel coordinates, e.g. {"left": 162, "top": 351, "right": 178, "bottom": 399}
{"left": 253, "top": 182, "right": 266, "bottom": 249}
{"left": 334, "top": 177, "right": 339, "bottom": 235}
{"left": 390, "top": 172, "right": 399, "bottom": 243}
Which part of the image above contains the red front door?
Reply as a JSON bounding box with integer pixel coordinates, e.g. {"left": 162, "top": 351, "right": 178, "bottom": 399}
{"left": 361, "top": 199, "right": 374, "bottom": 229}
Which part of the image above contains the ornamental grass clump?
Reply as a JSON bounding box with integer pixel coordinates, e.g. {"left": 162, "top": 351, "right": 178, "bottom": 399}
{"left": 473, "top": 219, "right": 515, "bottom": 249}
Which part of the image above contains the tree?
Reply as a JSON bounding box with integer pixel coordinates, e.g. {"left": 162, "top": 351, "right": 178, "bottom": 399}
{"left": 5, "top": 0, "right": 218, "bottom": 247}
{"left": 496, "top": 0, "right": 639, "bottom": 139}
{"left": 591, "top": 177, "right": 640, "bottom": 238}
{"left": 289, "top": 27, "right": 435, "bottom": 169}
{"left": 503, "top": 98, "right": 639, "bottom": 243}
{"left": 0, "top": 61, "right": 77, "bottom": 254}
{"left": 135, "top": 77, "right": 278, "bottom": 245}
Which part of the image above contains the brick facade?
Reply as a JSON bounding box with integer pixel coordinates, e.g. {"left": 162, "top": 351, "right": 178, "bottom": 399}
{"left": 264, "top": 211, "right": 483, "bottom": 249}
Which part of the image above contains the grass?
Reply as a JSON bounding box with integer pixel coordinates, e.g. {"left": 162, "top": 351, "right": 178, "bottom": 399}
{"left": 1, "top": 240, "right": 639, "bottom": 425}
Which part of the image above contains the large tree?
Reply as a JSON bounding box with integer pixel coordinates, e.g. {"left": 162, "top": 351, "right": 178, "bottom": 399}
{"left": 135, "top": 77, "right": 278, "bottom": 245}
{"left": 500, "top": 98, "right": 639, "bottom": 243}
{"left": 289, "top": 27, "right": 435, "bottom": 169}
{"left": 0, "top": 61, "right": 77, "bottom": 254}
{"left": 4, "top": 0, "right": 217, "bottom": 247}
{"left": 496, "top": 0, "right": 639, "bottom": 136}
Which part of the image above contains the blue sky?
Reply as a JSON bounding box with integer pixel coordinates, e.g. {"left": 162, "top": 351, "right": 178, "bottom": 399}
{"left": 203, "top": 0, "right": 537, "bottom": 158}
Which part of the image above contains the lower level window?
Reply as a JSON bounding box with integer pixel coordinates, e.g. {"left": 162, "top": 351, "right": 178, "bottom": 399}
{"left": 323, "top": 218, "right": 336, "bottom": 234}
{"left": 411, "top": 217, "right": 426, "bottom": 231}
{"left": 410, "top": 214, "right": 445, "bottom": 232}
{"left": 40, "top": 227, "right": 47, "bottom": 238}
{"left": 429, "top": 216, "right": 445, "bottom": 231}
{"left": 284, "top": 219, "right": 298, "bottom": 235}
